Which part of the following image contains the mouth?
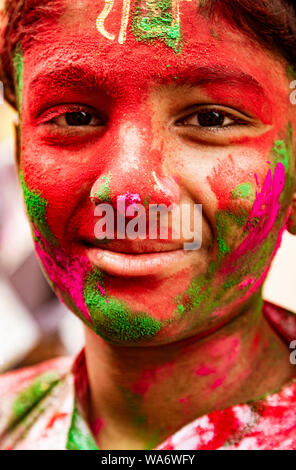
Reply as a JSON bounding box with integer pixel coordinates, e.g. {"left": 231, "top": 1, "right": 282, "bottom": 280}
{"left": 83, "top": 241, "right": 192, "bottom": 277}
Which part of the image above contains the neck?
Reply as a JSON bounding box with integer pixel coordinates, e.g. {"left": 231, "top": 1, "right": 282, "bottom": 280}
{"left": 83, "top": 294, "right": 294, "bottom": 450}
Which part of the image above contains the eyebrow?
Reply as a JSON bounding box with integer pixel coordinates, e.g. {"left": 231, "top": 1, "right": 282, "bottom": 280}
{"left": 29, "top": 64, "right": 267, "bottom": 98}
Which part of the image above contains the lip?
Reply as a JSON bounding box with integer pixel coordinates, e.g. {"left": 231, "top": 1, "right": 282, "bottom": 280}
{"left": 84, "top": 244, "right": 191, "bottom": 277}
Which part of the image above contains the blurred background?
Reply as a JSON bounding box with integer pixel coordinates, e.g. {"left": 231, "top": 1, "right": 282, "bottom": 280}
{"left": 0, "top": 99, "right": 296, "bottom": 372}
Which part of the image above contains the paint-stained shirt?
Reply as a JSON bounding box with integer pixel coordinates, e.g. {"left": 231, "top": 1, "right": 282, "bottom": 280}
{"left": 0, "top": 301, "right": 296, "bottom": 450}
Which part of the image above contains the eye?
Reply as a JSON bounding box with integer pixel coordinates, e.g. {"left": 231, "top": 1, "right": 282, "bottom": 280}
{"left": 176, "top": 106, "right": 249, "bottom": 129}
{"left": 51, "top": 109, "right": 104, "bottom": 127}
{"left": 64, "top": 110, "right": 93, "bottom": 126}
{"left": 38, "top": 104, "right": 106, "bottom": 129}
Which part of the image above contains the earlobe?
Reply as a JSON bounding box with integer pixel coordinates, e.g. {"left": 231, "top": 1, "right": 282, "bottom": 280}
{"left": 287, "top": 195, "right": 296, "bottom": 235}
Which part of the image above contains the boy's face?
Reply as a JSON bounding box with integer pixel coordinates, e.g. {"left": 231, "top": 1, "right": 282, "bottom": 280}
{"left": 17, "top": 0, "right": 296, "bottom": 344}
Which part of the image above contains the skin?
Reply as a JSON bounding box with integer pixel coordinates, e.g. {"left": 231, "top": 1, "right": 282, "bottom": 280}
{"left": 13, "top": 0, "right": 296, "bottom": 449}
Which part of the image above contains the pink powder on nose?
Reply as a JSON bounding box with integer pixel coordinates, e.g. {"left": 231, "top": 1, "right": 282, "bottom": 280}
{"left": 117, "top": 192, "right": 141, "bottom": 215}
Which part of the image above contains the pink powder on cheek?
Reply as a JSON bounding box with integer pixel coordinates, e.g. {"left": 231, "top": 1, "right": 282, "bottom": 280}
{"left": 222, "top": 162, "right": 285, "bottom": 274}
{"left": 33, "top": 226, "right": 92, "bottom": 323}
{"left": 254, "top": 173, "right": 260, "bottom": 187}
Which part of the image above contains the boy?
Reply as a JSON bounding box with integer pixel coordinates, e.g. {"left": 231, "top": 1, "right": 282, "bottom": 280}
{"left": 0, "top": 0, "right": 296, "bottom": 450}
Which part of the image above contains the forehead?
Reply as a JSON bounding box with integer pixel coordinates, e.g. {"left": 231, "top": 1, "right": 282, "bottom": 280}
{"left": 22, "top": 0, "right": 285, "bottom": 95}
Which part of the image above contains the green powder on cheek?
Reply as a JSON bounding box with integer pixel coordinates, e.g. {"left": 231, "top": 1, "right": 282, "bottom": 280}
{"left": 13, "top": 44, "right": 24, "bottom": 112}
{"left": 273, "top": 140, "right": 290, "bottom": 173}
{"left": 83, "top": 269, "right": 162, "bottom": 342}
{"left": 216, "top": 212, "right": 231, "bottom": 255}
{"left": 13, "top": 44, "right": 24, "bottom": 155}
{"left": 19, "top": 171, "right": 57, "bottom": 244}
{"left": 232, "top": 182, "right": 255, "bottom": 200}
{"left": 14, "top": 48, "right": 56, "bottom": 245}
{"left": 272, "top": 125, "right": 294, "bottom": 199}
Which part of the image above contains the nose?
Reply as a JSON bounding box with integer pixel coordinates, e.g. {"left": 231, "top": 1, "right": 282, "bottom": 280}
{"left": 90, "top": 122, "right": 180, "bottom": 210}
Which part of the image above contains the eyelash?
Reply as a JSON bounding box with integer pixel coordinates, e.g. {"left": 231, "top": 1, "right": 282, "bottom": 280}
{"left": 175, "top": 105, "right": 251, "bottom": 130}
{"left": 39, "top": 105, "right": 105, "bottom": 127}
{"left": 40, "top": 104, "right": 250, "bottom": 130}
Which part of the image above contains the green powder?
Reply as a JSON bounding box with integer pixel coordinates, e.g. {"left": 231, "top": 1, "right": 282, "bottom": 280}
{"left": 273, "top": 140, "right": 290, "bottom": 173}
{"left": 13, "top": 44, "right": 24, "bottom": 112}
{"left": 93, "top": 172, "right": 112, "bottom": 203}
{"left": 272, "top": 125, "right": 294, "bottom": 197}
{"left": 287, "top": 65, "right": 296, "bottom": 79}
{"left": 232, "top": 182, "right": 255, "bottom": 200}
{"left": 132, "top": 0, "right": 182, "bottom": 53}
{"left": 12, "top": 372, "right": 60, "bottom": 419}
{"left": 66, "top": 406, "right": 99, "bottom": 450}
{"left": 19, "top": 170, "right": 56, "bottom": 243}
{"left": 13, "top": 44, "right": 24, "bottom": 154}
{"left": 216, "top": 212, "right": 231, "bottom": 255}
{"left": 84, "top": 269, "right": 162, "bottom": 342}
{"left": 143, "top": 195, "right": 151, "bottom": 207}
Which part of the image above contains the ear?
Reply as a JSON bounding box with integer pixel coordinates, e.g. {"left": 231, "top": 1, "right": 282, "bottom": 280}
{"left": 13, "top": 122, "right": 20, "bottom": 171}
{"left": 287, "top": 194, "right": 296, "bottom": 235}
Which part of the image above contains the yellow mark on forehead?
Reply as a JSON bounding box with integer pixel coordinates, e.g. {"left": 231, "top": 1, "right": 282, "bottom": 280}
{"left": 96, "top": 0, "right": 116, "bottom": 41}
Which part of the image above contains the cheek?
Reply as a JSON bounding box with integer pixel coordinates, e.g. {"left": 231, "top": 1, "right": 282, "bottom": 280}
{"left": 20, "top": 134, "right": 99, "bottom": 242}
{"left": 207, "top": 153, "right": 260, "bottom": 213}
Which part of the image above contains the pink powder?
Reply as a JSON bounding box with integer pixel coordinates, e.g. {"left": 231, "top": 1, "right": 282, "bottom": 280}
{"left": 97, "top": 282, "right": 109, "bottom": 303}
{"left": 117, "top": 192, "right": 142, "bottom": 215}
{"left": 34, "top": 226, "right": 92, "bottom": 323}
{"left": 210, "top": 377, "right": 225, "bottom": 390}
{"left": 238, "top": 277, "right": 256, "bottom": 290}
{"left": 195, "top": 365, "right": 216, "bottom": 376}
{"left": 222, "top": 163, "right": 285, "bottom": 275}
{"left": 91, "top": 418, "right": 105, "bottom": 436}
